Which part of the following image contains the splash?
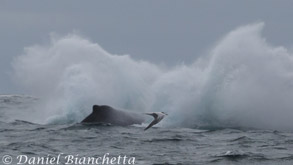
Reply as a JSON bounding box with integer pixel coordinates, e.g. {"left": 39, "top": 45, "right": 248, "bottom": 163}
{"left": 12, "top": 23, "right": 293, "bottom": 130}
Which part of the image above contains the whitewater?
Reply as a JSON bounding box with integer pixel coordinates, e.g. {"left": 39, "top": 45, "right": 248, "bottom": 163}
{"left": 10, "top": 22, "right": 293, "bottom": 131}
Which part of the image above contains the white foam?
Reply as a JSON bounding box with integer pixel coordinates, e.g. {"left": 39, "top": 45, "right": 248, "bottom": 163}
{"left": 12, "top": 23, "right": 293, "bottom": 130}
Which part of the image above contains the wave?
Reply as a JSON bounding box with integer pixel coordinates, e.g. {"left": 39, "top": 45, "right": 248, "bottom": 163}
{"left": 11, "top": 22, "right": 293, "bottom": 130}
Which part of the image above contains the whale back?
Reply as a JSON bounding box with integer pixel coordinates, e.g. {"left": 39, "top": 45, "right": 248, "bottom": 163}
{"left": 81, "top": 105, "right": 145, "bottom": 126}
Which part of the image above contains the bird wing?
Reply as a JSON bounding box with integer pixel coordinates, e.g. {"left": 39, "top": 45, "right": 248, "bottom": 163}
{"left": 145, "top": 112, "right": 158, "bottom": 118}
{"left": 144, "top": 118, "right": 158, "bottom": 131}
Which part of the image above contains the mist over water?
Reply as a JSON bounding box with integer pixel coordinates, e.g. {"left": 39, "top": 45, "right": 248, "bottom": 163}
{"left": 11, "top": 23, "right": 293, "bottom": 130}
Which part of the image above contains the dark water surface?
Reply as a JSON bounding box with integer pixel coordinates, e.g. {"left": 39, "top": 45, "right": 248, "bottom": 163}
{"left": 1, "top": 121, "right": 293, "bottom": 165}
{"left": 1, "top": 95, "right": 293, "bottom": 165}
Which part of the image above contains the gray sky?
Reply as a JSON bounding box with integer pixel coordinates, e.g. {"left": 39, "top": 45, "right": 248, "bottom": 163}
{"left": 1, "top": 0, "right": 293, "bottom": 94}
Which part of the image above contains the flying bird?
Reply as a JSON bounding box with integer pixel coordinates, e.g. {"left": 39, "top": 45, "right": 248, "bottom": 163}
{"left": 144, "top": 112, "right": 167, "bottom": 131}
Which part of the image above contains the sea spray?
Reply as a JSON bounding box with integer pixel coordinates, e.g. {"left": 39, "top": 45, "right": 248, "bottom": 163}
{"left": 12, "top": 23, "right": 293, "bottom": 130}
{"left": 12, "top": 34, "right": 161, "bottom": 124}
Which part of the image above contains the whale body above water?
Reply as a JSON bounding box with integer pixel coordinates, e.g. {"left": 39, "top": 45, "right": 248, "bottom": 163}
{"left": 81, "top": 105, "right": 146, "bottom": 126}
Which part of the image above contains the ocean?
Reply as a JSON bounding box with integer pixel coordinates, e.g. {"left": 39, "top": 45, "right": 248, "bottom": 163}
{"left": 3, "top": 23, "right": 293, "bottom": 164}
{"left": 1, "top": 95, "right": 293, "bottom": 165}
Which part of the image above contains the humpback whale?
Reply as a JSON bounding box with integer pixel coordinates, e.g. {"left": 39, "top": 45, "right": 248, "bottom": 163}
{"left": 144, "top": 112, "right": 168, "bottom": 131}
{"left": 81, "top": 105, "right": 146, "bottom": 126}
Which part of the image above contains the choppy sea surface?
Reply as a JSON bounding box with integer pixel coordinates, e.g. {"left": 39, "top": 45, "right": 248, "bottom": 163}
{"left": 1, "top": 95, "right": 293, "bottom": 165}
